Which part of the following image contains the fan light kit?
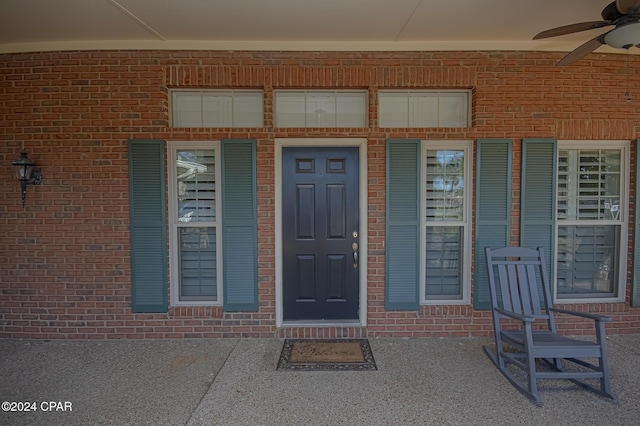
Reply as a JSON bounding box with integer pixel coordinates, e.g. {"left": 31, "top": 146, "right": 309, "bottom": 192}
{"left": 534, "top": 0, "right": 640, "bottom": 65}
{"left": 604, "top": 21, "right": 640, "bottom": 48}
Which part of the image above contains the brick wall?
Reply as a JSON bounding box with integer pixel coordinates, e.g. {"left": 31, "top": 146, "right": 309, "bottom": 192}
{"left": 1, "top": 50, "right": 639, "bottom": 339}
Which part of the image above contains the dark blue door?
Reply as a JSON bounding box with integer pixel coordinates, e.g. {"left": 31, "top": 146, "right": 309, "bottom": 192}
{"left": 282, "top": 147, "right": 360, "bottom": 320}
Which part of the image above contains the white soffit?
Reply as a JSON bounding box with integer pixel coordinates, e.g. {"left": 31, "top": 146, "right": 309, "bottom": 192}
{"left": 0, "top": 0, "right": 627, "bottom": 55}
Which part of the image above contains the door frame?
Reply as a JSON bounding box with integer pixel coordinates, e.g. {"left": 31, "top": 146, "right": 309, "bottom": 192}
{"left": 275, "top": 138, "right": 368, "bottom": 327}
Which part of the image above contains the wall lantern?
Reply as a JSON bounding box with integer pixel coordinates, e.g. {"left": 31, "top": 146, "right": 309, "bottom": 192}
{"left": 11, "top": 148, "right": 42, "bottom": 208}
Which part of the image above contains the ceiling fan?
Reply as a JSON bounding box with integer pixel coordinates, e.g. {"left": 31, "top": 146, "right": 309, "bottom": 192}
{"left": 534, "top": 0, "right": 640, "bottom": 65}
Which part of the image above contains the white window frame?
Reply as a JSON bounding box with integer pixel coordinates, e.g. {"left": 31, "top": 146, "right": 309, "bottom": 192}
{"left": 274, "top": 90, "right": 368, "bottom": 128}
{"left": 420, "top": 140, "right": 472, "bottom": 305}
{"left": 554, "top": 140, "right": 629, "bottom": 303}
{"left": 168, "top": 141, "right": 223, "bottom": 306}
{"left": 170, "top": 89, "right": 263, "bottom": 128}
{"left": 378, "top": 90, "right": 471, "bottom": 128}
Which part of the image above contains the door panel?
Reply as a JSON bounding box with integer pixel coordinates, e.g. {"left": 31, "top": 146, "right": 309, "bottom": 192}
{"left": 327, "top": 185, "right": 346, "bottom": 238}
{"left": 296, "top": 185, "right": 315, "bottom": 239}
{"left": 282, "top": 146, "right": 359, "bottom": 320}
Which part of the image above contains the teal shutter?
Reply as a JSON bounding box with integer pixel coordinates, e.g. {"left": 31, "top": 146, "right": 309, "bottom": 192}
{"left": 633, "top": 140, "right": 640, "bottom": 307}
{"left": 521, "top": 139, "right": 557, "bottom": 292}
{"left": 385, "top": 139, "right": 421, "bottom": 310}
{"left": 128, "top": 139, "right": 168, "bottom": 313}
{"left": 221, "top": 139, "right": 258, "bottom": 311}
{"left": 474, "top": 139, "right": 512, "bottom": 309}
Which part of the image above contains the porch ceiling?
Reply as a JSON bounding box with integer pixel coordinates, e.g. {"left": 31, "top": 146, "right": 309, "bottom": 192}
{"left": 0, "top": 0, "right": 629, "bottom": 55}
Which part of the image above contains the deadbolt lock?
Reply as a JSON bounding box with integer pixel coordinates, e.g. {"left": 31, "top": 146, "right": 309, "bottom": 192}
{"left": 352, "top": 231, "right": 358, "bottom": 239}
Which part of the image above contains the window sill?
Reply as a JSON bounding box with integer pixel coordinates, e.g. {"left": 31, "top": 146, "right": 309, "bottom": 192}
{"left": 422, "top": 299, "right": 469, "bottom": 306}
{"left": 170, "top": 302, "right": 222, "bottom": 307}
{"left": 554, "top": 296, "right": 625, "bottom": 304}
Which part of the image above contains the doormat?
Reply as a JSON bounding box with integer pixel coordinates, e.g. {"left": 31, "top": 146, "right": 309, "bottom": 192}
{"left": 277, "top": 339, "right": 377, "bottom": 371}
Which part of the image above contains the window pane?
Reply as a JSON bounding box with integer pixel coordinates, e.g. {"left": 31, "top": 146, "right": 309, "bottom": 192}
{"left": 179, "top": 227, "right": 217, "bottom": 301}
{"left": 425, "top": 226, "right": 463, "bottom": 299}
{"left": 558, "top": 149, "right": 622, "bottom": 221}
{"left": 439, "top": 92, "right": 468, "bottom": 127}
{"left": 411, "top": 94, "right": 437, "bottom": 127}
{"left": 275, "top": 92, "right": 305, "bottom": 127}
{"left": 233, "top": 92, "right": 263, "bottom": 127}
{"left": 336, "top": 93, "right": 367, "bottom": 127}
{"left": 425, "top": 150, "right": 465, "bottom": 221}
{"left": 176, "top": 149, "right": 216, "bottom": 222}
{"left": 306, "top": 94, "right": 336, "bottom": 127}
{"left": 172, "top": 93, "right": 202, "bottom": 127}
{"left": 378, "top": 93, "right": 407, "bottom": 127}
{"left": 556, "top": 225, "right": 619, "bottom": 298}
{"left": 203, "top": 94, "right": 231, "bottom": 127}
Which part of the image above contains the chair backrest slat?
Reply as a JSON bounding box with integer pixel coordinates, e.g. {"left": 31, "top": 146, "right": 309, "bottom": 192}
{"left": 517, "top": 264, "right": 532, "bottom": 316}
{"left": 497, "top": 264, "right": 512, "bottom": 311}
{"left": 526, "top": 264, "right": 542, "bottom": 315}
{"left": 507, "top": 264, "right": 522, "bottom": 314}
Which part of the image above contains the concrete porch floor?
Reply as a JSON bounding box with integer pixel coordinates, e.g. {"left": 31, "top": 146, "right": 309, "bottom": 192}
{"left": 1, "top": 335, "right": 639, "bottom": 425}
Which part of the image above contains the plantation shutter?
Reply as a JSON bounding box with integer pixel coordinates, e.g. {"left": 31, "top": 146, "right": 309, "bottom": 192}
{"left": 633, "top": 140, "right": 640, "bottom": 307}
{"left": 221, "top": 139, "right": 258, "bottom": 311}
{"left": 474, "top": 139, "right": 512, "bottom": 309}
{"left": 385, "top": 139, "right": 421, "bottom": 310}
{"left": 521, "top": 139, "right": 557, "bottom": 293}
{"left": 128, "top": 139, "right": 168, "bottom": 313}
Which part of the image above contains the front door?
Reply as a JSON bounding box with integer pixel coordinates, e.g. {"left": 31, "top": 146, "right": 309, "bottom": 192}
{"left": 282, "top": 146, "right": 360, "bottom": 321}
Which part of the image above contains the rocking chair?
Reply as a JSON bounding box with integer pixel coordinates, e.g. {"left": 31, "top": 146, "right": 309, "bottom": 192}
{"left": 483, "top": 246, "right": 617, "bottom": 405}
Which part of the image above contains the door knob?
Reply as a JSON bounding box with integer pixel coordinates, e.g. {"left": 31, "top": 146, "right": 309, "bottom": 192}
{"left": 352, "top": 231, "right": 359, "bottom": 268}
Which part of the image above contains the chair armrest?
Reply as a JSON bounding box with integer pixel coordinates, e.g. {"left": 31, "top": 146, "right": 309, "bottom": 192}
{"left": 494, "top": 307, "right": 534, "bottom": 322}
{"left": 550, "top": 307, "right": 612, "bottom": 322}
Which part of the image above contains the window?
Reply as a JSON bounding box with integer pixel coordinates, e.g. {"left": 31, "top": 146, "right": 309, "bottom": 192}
{"left": 555, "top": 141, "right": 628, "bottom": 301}
{"left": 168, "top": 142, "right": 222, "bottom": 304}
{"left": 171, "top": 90, "right": 263, "bottom": 128}
{"left": 421, "top": 141, "right": 472, "bottom": 303}
{"left": 379, "top": 90, "right": 470, "bottom": 128}
{"left": 274, "top": 90, "right": 367, "bottom": 127}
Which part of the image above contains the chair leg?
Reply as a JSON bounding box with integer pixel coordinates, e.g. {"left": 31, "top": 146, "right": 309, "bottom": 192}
{"left": 525, "top": 353, "right": 538, "bottom": 400}
{"left": 557, "top": 326, "right": 618, "bottom": 402}
{"left": 596, "top": 324, "right": 618, "bottom": 402}
{"left": 599, "top": 358, "right": 616, "bottom": 400}
{"left": 483, "top": 344, "right": 504, "bottom": 369}
{"left": 522, "top": 324, "right": 539, "bottom": 402}
{"left": 483, "top": 344, "right": 543, "bottom": 406}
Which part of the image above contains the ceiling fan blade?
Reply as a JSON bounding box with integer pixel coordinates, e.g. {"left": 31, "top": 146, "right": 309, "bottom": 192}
{"left": 533, "top": 21, "right": 611, "bottom": 39}
{"left": 557, "top": 35, "right": 606, "bottom": 66}
{"left": 616, "top": 0, "right": 640, "bottom": 14}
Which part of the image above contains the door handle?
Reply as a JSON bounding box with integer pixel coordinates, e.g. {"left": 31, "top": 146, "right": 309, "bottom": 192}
{"left": 352, "top": 242, "right": 358, "bottom": 269}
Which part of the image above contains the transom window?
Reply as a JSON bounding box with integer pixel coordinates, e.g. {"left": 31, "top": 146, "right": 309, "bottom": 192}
{"left": 555, "top": 141, "right": 628, "bottom": 301}
{"left": 421, "top": 141, "right": 472, "bottom": 303}
{"left": 171, "top": 90, "right": 263, "bottom": 128}
{"left": 274, "top": 90, "right": 367, "bottom": 128}
{"left": 168, "top": 142, "right": 222, "bottom": 305}
{"left": 379, "top": 90, "right": 470, "bottom": 128}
